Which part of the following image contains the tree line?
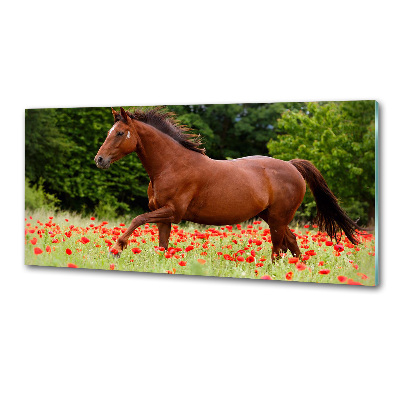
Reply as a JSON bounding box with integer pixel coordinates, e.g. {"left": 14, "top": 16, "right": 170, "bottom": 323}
{"left": 25, "top": 101, "right": 375, "bottom": 225}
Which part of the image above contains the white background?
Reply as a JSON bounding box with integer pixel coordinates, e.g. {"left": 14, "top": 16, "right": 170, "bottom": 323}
{"left": 1, "top": 1, "right": 399, "bottom": 399}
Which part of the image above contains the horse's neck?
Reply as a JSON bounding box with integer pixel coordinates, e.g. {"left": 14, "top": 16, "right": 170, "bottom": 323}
{"left": 134, "top": 122, "right": 185, "bottom": 181}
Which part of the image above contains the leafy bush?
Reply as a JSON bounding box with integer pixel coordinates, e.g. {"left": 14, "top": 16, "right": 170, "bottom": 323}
{"left": 25, "top": 178, "right": 60, "bottom": 211}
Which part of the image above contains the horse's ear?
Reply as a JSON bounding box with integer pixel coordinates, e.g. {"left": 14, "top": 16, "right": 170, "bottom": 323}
{"left": 120, "top": 107, "right": 131, "bottom": 123}
{"left": 111, "top": 107, "right": 119, "bottom": 122}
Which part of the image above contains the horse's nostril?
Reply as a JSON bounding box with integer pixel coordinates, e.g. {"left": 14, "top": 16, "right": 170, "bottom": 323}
{"left": 97, "top": 156, "right": 103, "bottom": 163}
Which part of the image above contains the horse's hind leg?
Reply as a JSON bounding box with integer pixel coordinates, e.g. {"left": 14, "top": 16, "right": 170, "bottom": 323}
{"left": 259, "top": 210, "right": 300, "bottom": 262}
{"left": 269, "top": 222, "right": 287, "bottom": 262}
{"left": 284, "top": 227, "right": 301, "bottom": 258}
{"left": 270, "top": 227, "right": 301, "bottom": 258}
{"left": 258, "top": 210, "right": 286, "bottom": 262}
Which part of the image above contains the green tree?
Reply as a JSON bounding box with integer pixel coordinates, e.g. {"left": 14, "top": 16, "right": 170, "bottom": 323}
{"left": 25, "top": 108, "right": 72, "bottom": 183}
{"left": 267, "top": 101, "right": 375, "bottom": 225}
{"left": 169, "top": 102, "right": 305, "bottom": 159}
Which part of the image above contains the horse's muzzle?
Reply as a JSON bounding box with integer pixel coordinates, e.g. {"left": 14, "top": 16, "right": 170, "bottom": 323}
{"left": 94, "top": 155, "right": 111, "bottom": 169}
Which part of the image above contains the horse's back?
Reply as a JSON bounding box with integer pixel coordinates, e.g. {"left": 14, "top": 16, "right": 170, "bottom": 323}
{"left": 216, "top": 156, "right": 305, "bottom": 191}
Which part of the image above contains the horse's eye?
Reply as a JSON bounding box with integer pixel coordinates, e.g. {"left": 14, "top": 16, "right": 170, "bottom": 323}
{"left": 116, "top": 131, "right": 124, "bottom": 136}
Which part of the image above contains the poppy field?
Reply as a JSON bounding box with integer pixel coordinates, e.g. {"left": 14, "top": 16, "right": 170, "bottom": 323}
{"left": 24, "top": 210, "right": 376, "bottom": 286}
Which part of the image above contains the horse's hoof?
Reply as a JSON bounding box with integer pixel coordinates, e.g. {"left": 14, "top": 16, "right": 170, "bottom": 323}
{"left": 109, "top": 249, "right": 121, "bottom": 258}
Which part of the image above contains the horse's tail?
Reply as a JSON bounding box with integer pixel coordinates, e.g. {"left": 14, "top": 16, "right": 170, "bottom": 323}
{"left": 289, "top": 158, "right": 361, "bottom": 245}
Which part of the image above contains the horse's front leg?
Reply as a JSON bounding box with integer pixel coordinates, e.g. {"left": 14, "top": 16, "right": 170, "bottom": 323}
{"left": 157, "top": 223, "right": 172, "bottom": 250}
{"left": 110, "top": 206, "right": 176, "bottom": 257}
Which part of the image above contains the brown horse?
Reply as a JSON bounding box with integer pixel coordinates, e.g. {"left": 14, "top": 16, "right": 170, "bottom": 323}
{"left": 94, "top": 107, "right": 360, "bottom": 261}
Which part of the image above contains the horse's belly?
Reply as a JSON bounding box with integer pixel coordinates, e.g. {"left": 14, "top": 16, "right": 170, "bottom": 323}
{"left": 183, "top": 189, "right": 267, "bottom": 226}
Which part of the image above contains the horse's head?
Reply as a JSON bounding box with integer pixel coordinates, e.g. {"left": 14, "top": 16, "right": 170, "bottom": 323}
{"left": 94, "top": 107, "right": 138, "bottom": 169}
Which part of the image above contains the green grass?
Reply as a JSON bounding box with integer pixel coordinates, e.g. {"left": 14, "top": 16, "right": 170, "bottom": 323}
{"left": 25, "top": 209, "right": 376, "bottom": 285}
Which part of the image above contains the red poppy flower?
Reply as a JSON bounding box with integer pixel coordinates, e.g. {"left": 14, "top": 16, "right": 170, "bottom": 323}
{"left": 334, "top": 244, "right": 344, "bottom": 252}
{"left": 80, "top": 237, "right": 90, "bottom": 244}
{"left": 46, "top": 245, "right": 51, "bottom": 253}
{"left": 318, "top": 261, "right": 324, "bottom": 266}
{"left": 347, "top": 279, "right": 362, "bottom": 285}
{"left": 296, "top": 262, "right": 306, "bottom": 271}
{"left": 67, "top": 263, "right": 78, "bottom": 268}
{"left": 288, "top": 257, "right": 299, "bottom": 264}
{"left": 34, "top": 247, "right": 43, "bottom": 255}
{"left": 90, "top": 217, "right": 95, "bottom": 220}
{"left": 256, "top": 262, "right": 264, "bottom": 267}
{"left": 246, "top": 256, "right": 255, "bottom": 263}
{"left": 236, "top": 256, "right": 245, "bottom": 262}
{"left": 318, "top": 269, "right": 331, "bottom": 275}
{"left": 185, "top": 245, "right": 194, "bottom": 252}
{"left": 337, "top": 276, "right": 347, "bottom": 283}
{"left": 286, "top": 271, "right": 293, "bottom": 280}
{"left": 261, "top": 275, "right": 272, "bottom": 280}
{"left": 131, "top": 248, "right": 142, "bottom": 254}
{"left": 325, "top": 241, "right": 333, "bottom": 246}
{"left": 65, "top": 248, "right": 72, "bottom": 255}
{"left": 30, "top": 238, "right": 37, "bottom": 245}
{"left": 179, "top": 261, "right": 187, "bottom": 266}
{"left": 197, "top": 259, "right": 206, "bottom": 264}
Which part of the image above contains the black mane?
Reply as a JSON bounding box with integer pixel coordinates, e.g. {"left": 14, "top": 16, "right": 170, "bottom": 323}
{"left": 115, "top": 107, "right": 206, "bottom": 155}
